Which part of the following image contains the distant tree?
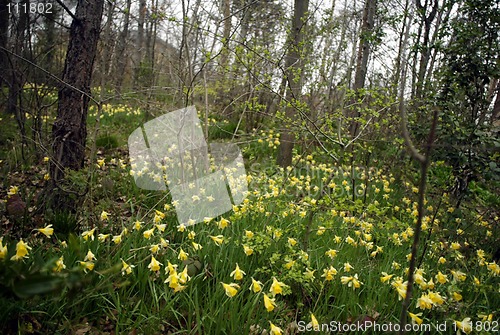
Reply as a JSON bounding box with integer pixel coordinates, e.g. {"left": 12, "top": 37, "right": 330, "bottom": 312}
{"left": 49, "top": 0, "right": 104, "bottom": 211}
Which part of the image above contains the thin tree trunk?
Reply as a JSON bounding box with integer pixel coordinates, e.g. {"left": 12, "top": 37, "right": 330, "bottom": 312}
{"left": 134, "top": 0, "right": 146, "bottom": 88}
{"left": 350, "top": 0, "right": 376, "bottom": 137}
{"left": 276, "top": 0, "right": 310, "bottom": 168}
{"left": 114, "top": 0, "right": 132, "bottom": 91}
{"left": 49, "top": 0, "right": 104, "bottom": 211}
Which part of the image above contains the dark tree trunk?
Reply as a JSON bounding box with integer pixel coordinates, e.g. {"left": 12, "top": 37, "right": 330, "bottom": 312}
{"left": 0, "top": 0, "right": 9, "bottom": 89}
{"left": 276, "top": 0, "right": 309, "bottom": 168}
{"left": 49, "top": 0, "right": 104, "bottom": 210}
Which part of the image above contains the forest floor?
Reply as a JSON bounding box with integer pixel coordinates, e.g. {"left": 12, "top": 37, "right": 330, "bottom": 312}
{"left": 0, "top": 101, "right": 499, "bottom": 334}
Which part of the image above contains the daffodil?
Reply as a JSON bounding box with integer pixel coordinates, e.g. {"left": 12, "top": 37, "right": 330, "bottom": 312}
{"left": 417, "top": 293, "right": 433, "bottom": 310}
{"left": 428, "top": 291, "right": 445, "bottom": 305}
{"left": 309, "top": 313, "right": 320, "bottom": 331}
{"left": 340, "top": 274, "right": 363, "bottom": 289}
{"left": 112, "top": 234, "right": 122, "bottom": 244}
{"left": 0, "top": 238, "right": 8, "bottom": 260}
{"left": 436, "top": 271, "right": 448, "bottom": 284}
{"left": 230, "top": 263, "right": 246, "bottom": 281}
{"left": 269, "top": 321, "right": 282, "bottom": 335}
{"left": 150, "top": 244, "right": 160, "bottom": 254}
{"left": 487, "top": 262, "right": 500, "bottom": 276}
{"left": 179, "top": 266, "right": 190, "bottom": 284}
{"left": 391, "top": 278, "right": 407, "bottom": 300}
{"left": 100, "top": 211, "right": 110, "bottom": 221}
{"left": 452, "top": 291, "right": 463, "bottom": 301}
{"left": 343, "top": 262, "right": 354, "bottom": 272}
{"left": 79, "top": 261, "right": 95, "bottom": 272}
{"left": 221, "top": 282, "right": 239, "bottom": 297}
{"left": 84, "top": 250, "right": 96, "bottom": 261}
{"left": 53, "top": 256, "right": 66, "bottom": 272}
{"left": 250, "top": 278, "right": 263, "bottom": 293}
{"left": 10, "top": 239, "right": 31, "bottom": 261}
{"left": 263, "top": 293, "right": 276, "bottom": 312}
{"left": 143, "top": 227, "right": 155, "bottom": 239}
{"left": 243, "top": 244, "right": 253, "bottom": 255}
{"left": 288, "top": 237, "right": 297, "bottom": 247}
{"left": 218, "top": 217, "right": 230, "bottom": 229}
{"left": 121, "top": 259, "right": 134, "bottom": 275}
{"left": 155, "top": 224, "right": 166, "bottom": 232}
{"left": 82, "top": 228, "right": 96, "bottom": 241}
{"left": 7, "top": 186, "right": 19, "bottom": 197}
{"left": 192, "top": 242, "right": 203, "bottom": 250}
{"left": 380, "top": 272, "right": 394, "bottom": 283}
{"left": 148, "top": 256, "right": 162, "bottom": 272}
{"left": 408, "top": 312, "right": 423, "bottom": 325}
{"left": 450, "top": 270, "right": 466, "bottom": 282}
{"left": 322, "top": 266, "right": 337, "bottom": 281}
{"left": 36, "top": 224, "right": 54, "bottom": 237}
{"left": 133, "top": 220, "right": 143, "bottom": 230}
{"left": 178, "top": 248, "right": 188, "bottom": 261}
{"left": 270, "top": 277, "right": 286, "bottom": 296}
{"left": 245, "top": 230, "right": 254, "bottom": 238}
{"left": 303, "top": 268, "right": 315, "bottom": 281}
{"left": 98, "top": 233, "right": 110, "bottom": 242}
{"left": 210, "top": 235, "right": 224, "bottom": 246}
{"left": 454, "top": 317, "right": 472, "bottom": 334}
{"left": 325, "top": 249, "right": 338, "bottom": 259}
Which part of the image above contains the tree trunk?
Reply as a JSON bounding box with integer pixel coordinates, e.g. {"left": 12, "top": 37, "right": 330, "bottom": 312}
{"left": 114, "top": 0, "right": 132, "bottom": 91}
{"left": 350, "top": 0, "right": 376, "bottom": 137}
{"left": 276, "top": 0, "right": 309, "bottom": 168}
{"left": 0, "top": 0, "right": 9, "bottom": 88}
{"left": 49, "top": 0, "right": 104, "bottom": 210}
{"left": 133, "top": 0, "right": 146, "bottom": 88}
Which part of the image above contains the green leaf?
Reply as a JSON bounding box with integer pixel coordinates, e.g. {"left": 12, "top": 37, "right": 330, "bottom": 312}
{"left": 12, "top": 274, "right": 65, "bottom": 299}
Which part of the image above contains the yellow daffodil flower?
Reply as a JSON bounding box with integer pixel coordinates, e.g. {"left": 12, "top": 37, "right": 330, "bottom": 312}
{"left": 98, "top": 233, "right": 110, "bottom": 242}
{"left": 454, "top": 317, "right": 472, "bottom": 334}
{"left": 112, "top": 234, "right": 122, "bottom": 244}
{"left": 53, "top": 256, "right": 66, "bottom": 272}
{"left": 79, "top": 261, "right": 95, "bottom": 272}
{"left": 230, "top": 263, "right": 246, "bottom": 281}
{"left": 82, "top": 228, "right": 96, "bottom": 241}
{"left": 178, "top": 248, "right": 188, "bottom": 261}
{"left": 148, "top": 256, "right": 162, "bottom": 272}
{"left": 36, "top": 224, "right": 54, "bottom": 237}
{"left": 380, "top": 272, "right": 394, "bottom": 283}
{"left": 309, "top": 313, "right": 320, "bottom": 330}
{"left": 84, "top": 250, "right": 96, "bottom": 261}
{"left": 11, "top": 239, "right": 31, "bottom": 261}
{"left": 325, "top": 249, "right": 338, "bottom": 259}
{"left": 322, "top": 266, "right": 337, "bottom": 281}
{"left": 250, "top": 278, "right": 263, "bottom": 293}
{"left": 269, "top": 321, "right": 282, "bottom": 335}
{"left": 0, "top": 238, "right": 8, "bottom": 260}
{"left": 417, "top": 294, "right": 433, "bottom": 310}
{"left": 270, "top": 277, "right": 285, "bottom": 296}
{"left": 221, "top": 282, "right": 239, "bottom": 297}
{"left": 143, "top": 227, "right": 155, "bottom": 239}
{"left": 100, "top": 211, "right": 110, "bottom": 221}
{"left": 408, "top": 312, "right": 423, "bottom": 325}
{"left": 121, "top": 259, "right": 134, "bottom": 275}
{"left": 263, "top": 293, "right": 276, "bottom": 312}
{"left": 210, "top": 235, "right": 224, "bottom": 246}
